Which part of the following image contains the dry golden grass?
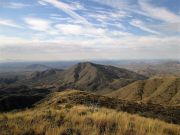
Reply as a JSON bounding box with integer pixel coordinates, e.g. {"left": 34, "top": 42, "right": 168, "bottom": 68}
{"left": 107, "top": 76, "right": 180, "bottom": 106}
{"left": 0, "top": 104, "right": 179, "bottom": 135}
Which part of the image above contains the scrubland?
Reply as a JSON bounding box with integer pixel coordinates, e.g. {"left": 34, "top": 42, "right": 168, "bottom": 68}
{"left": 0, "top": 103, "right": 179, "bottom": 135}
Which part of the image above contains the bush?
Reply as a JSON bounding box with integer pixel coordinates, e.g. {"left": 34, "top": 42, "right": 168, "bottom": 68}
{"left": 64, "top": 104, "right": 73, "bottom": 109}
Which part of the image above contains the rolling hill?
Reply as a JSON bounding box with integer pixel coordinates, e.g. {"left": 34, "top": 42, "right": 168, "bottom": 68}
{"left": 107, "top": 76, "right": 180, "bottom": 106}
{"left": 36, "top": 90, "right": 180, "bottom": 124}
{"left": 29, "top": 69, "right": 64, "bottom": 83}
{"left": 0, "top": 90, "right": 179, "bottom": 135}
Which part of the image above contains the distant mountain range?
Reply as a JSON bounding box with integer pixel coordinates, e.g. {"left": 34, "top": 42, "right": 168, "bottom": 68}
{"left": 1, "top": 60, "right": 179, "bottom": 75}
{"left": 25, "top": 64, "right": 50, "bottom": 71}
{"left": 119, "top": 60, "right": 180, "bottom": 77}
{"left": 1, "top": 62, "right": 180, "bottom": 106}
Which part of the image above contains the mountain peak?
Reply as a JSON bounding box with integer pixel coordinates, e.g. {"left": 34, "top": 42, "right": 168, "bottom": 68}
{"left": 75, "top": 62, "right": 95, "bottom": 67}
{"left": 24, "top": 62, "right": 147, "bottom": 92}
{"left": 60, "top": 62, "right": 147, "bottom": 92}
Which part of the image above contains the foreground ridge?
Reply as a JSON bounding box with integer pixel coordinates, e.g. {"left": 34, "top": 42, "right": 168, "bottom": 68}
{"left": 0, "top": 90, "right": 179, "bottom": 135}
{"left": 37, "top": 90, "right": 180, "bottom": 124}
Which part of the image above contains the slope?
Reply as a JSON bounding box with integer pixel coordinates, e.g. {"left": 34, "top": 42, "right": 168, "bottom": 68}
{"left": 1, "top": 103, "right": 179, "bottom": 135}
{"left": 58, "top": 62, "right": 147, "bottom": 92}
{"left": 107, "top": 76, "right": 180, "bottom": 105}
{"left": 23, "top": 62, "right": 147, "bottom": 93}
{"left": 36, "top": 90, "right": 180, "bottom": 124}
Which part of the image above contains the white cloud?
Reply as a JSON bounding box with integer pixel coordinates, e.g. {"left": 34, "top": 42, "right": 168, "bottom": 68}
{"left": 42, "top": 0, "right": 90, "bottom": 26}
{"left": 91, "top": 0, "right": 147, "bottom": 17}
{"left": 109, "top": 31, "right": 132, "bottom": 37}
{"left": 38, "top": 0, "right": 111, "bottom": 38}
{"left": 0, "top": 36, "right": 33, "bottom": 48}
{"left": 38, "top": 0, "right": 48, "bottom": 6}
{"left": 92, "top": 0, "right": 129, "bottom": 9}
{"left": 139, "top": 0, "right": 180, "bottom": 23}
{"left": 2, "top": 2, "right": 30, "bottom": 9}
{"left": 1, "top": 0, "right": 179, "bottom": 61}
{"left": 92, "top": 0, "right": 180, "bottom": 24}
{"left": 0, "top": 18, "right": 22, "bottom": 28}
{"left": 23, "top": 17, "right": 105, "bottom": 37}
{"left": 1, "top": 35, "right": 179, "bottom": 60}
{"left": 148, "top": 22, "right": 180, "bottom": 34}
{"left": 69, "top": 1, "right": 86, "bottom": 11}
{"left": 24, "top": 17, "right": 51, "bottom": 31}
{"left": 55, "top": 24, "right": 105, "bottom": 36}
{"left": 130, "top": 19, "right": 160, "bottom": 35}
{"left": 86, "top": 10, "right": 128, "bottom": 23}
{"left": 55, "top": 24, "right": 83, "bottom": 35}
{"left": 1, "top": 34, "right": 179, "bottom": 49}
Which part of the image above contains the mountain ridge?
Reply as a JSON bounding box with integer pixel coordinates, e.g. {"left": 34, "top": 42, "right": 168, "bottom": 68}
{"left": 107, "top": 76, "right": 180, "bottom": 105}
{"left": 36, "top": 90, "right": 180, "bottom": 124}
{"left": 28, "top": 62, "right": 147, "bottom": 92}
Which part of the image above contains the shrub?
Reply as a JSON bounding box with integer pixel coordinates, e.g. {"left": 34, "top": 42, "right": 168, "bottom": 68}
{"left": 64, "top": 104, "right": 73, "bottom": 109}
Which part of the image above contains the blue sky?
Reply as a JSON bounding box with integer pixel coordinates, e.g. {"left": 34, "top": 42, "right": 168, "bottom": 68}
{"left": 0, "top": 0, "right": 180, "bottom": 61}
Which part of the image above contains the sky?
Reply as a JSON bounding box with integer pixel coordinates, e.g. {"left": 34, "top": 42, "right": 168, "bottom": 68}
{"left": 0, "top": 0, "right": 180, "bottom": 61}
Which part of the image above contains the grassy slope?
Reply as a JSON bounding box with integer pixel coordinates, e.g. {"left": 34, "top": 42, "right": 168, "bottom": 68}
{"left": 37, "top": 90, "right": 180, "bottom": 124}
{"left": 0, "top": 90, "right": 179, "bottom": 135}
{"left": 107, "top": 76, "right": 180, "bottom": 106}
{"left": 0, "top": 104, "right": 179, "bottom": 135}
